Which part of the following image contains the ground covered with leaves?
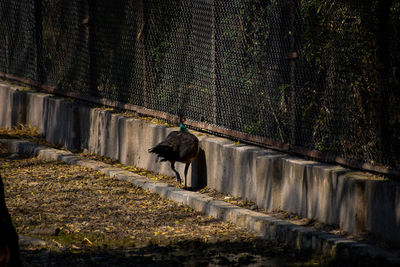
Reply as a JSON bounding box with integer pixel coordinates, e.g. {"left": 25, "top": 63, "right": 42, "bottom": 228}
{"left": 0, "top": 142, "right": 322, "bottom": 267}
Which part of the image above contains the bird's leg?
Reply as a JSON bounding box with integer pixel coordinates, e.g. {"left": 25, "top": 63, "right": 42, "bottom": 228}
{"left": 184, "top": 163, "right": 190, "bottom": 189}
{"left": 170, "top": 161, "right": 181, "bottom": 184}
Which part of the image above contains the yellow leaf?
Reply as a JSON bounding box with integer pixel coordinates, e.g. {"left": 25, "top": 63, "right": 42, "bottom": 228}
{"left": 83, "top": 237, "right": 93, "bottom": 246}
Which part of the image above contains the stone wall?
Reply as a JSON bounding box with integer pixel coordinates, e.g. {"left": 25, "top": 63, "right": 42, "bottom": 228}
{"left": 1, "top": 81, "right": 399, "bottom": 245}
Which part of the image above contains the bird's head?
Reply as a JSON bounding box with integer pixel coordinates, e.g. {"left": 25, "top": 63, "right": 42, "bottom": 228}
{"left": 178, "top": 115, "right": 187, "bottom": 132}
{"left": 179, "top": 123, "right": 187, "bottom": 132}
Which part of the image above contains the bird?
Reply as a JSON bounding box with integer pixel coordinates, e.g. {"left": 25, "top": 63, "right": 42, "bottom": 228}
{"left": 149, "top": 117, "right": 199, "bottom": 189}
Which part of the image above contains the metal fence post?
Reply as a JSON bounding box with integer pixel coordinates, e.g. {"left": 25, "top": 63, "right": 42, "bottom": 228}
{"left": 211, "top": 0, "right": 217, "bottom": 125}
{"left": 288, "top": 0, "right": 300, "bottom": 147}
{"left": 33, "top": 0, "right": 43, "bottom": 84}
{"left": 87, "top": 0, "right": 98, "bottom": 96}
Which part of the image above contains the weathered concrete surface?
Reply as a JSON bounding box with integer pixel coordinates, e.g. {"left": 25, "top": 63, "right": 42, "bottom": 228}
{"left": 1, "top": 82, "right": 400, "bottom": 246}
{"left": 256, "top": 152, "right": 288, "bottom": 211}
{"left": 0, "top": 83, "right": 26, "bottom": 128}
{"left": 256, "top": 154, "right": 400, "bottom": 244}
{"left": 201, "top": 138, "right": 272, "bottom": 201}
{"left": 2, "top": 138, "right": 400, "bottom": 267}
{"left": 26, "top": 91, "right": 52, "bottom": 134}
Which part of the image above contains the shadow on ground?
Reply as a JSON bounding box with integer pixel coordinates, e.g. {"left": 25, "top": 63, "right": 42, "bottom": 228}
{"left": 20, "top": 238, "right": 321, "bottom": 267}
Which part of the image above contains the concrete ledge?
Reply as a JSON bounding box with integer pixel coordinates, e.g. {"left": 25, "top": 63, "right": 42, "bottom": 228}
{"left": 1, "top": 138, "right": 399, "bottom": 266}
{"left": 0, "top": 83, "right": 27, "bottom": 128}
{"left": 1, "top": 83, "right": 400, "bottom": 245}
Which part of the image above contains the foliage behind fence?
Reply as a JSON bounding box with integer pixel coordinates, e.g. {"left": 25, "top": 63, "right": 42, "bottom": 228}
{"left": 1, "top": 0, "right": 399, "bottom": 174}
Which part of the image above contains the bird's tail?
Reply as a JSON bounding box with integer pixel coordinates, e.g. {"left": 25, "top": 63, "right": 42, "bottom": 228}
{"left": 148, "top": 145, "right": 174, "bottom": 161}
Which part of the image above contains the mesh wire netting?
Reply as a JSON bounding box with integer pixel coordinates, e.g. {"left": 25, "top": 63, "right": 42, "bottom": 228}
{"left": 1, "top": 0, "right": 399, "bottom": 173}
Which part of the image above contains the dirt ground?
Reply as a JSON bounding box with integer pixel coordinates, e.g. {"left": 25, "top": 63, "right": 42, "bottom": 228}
{"left": 0, "top": 140, "right": 324, "bottom": 266}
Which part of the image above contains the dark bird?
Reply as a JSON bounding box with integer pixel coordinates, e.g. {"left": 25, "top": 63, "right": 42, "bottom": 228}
{"left": 149, "top": 118, "right": 199, "bottom": 189}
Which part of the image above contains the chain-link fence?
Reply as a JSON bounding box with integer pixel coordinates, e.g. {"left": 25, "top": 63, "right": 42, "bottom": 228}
{"left": 1, "top": 0, "right": 399, "bottom": 175}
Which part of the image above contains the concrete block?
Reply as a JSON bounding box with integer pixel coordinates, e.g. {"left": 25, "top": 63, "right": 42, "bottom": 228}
{"left": 280, "top": 157, "right": 319, "bottom": 216}
{"left": 141, "top": 181, "right": 156, "bottom": 193}
{"left": 7, "top": 142, "right": 50, "bottom": 156}
{"left": 103, "top": 113, "right": 123, "bottom": 160}
{"left": 42, "top": 96, "right": 81, "bottom": 151}
{"left": 311, "top": 232, "right": 337, "bottom": 252}
{"left": 272, "top": 221, "right": 294, "bottom": 244}
{"left": 113, "top": 171, "right": 140, "bottom": 181}
{"left": 201, "top": 137, "right": 231, "bottom": 189}
{"left": 224, "top": 144, "right": 269, "bottom": 200}
{"left": 30, "top": 146, "right": 51, "bottom": 157}
{"left": 26, "top": 91, "right": 53, "bottom": 134}
{"left": 256, "top": 152, "right": 287, "bottom": 210}
{"left": 308, "top": 164, "right": 349, "bottom": 225}
{"left": 153, "top": 182, "right": 171, "bottom": 190}
{"left": 4, "top": 140, "right": 30, "bottom": 154}
{"left": 155, "top": 186, "right": 175, "bottom": 199}
{"left": 248, "top": 214, "right": 277, "bottom": 236}
{"left": 348, "top": 176, "right": 400, "bottom": 245}
{"left": 0, "top": 84, "right": 11, "bottom": 127}
{"left": 152, "top": 184, "right": 173, "bottom": 197}
{"left": 36, "top": 148, "right": 66, "bottom": 161}
{"left": 290, "top": 227, "right": 316, "bottom": 250}
{"left": 101, "top": 168, "right": 132, "bottom": 178}
{"left": 58, "top": 154, "right": 83, "bottom": 165}
{"left": 76, "top": 105, "right": 91, "bottom": 150}
{"left": 164, "top": 189, "right": 185, "bottom": 203}
{"left": 118, "top": 117, "right": 138, "bottom": 166}
{"left": 186, "top": 193, "right": 214, "bottom": 213}
{"left": 202, "top": 137, "right": 269, "bottom": 200}
{"left": 11, "top": 90, "right": 26, "bottom": 126}
{"left": 87, "top": 108, "right": 112, "bottom": 157}
{"left": 98, "top": 167, "right": 124, "bottom": 177}
{"left": 129, "top": 177, "right": 149, "bottom": 188}
{"left": 119, "top": 118, "right": 167, "bottom": 173}
{"left": 277, "top": 157, "right": 372, "bottom": 235}
{"left": 114, "top": 173, "right": 139, "bottom": 183}
{"left": 333, "top": 239, "right": 358, "bottom": 258}
{"left": 117, "top": 117, "right": 133, "bottom": 166}
{"left": 206, "top": 200, "right": 238, "bottom": 219}
{"left": 142, "top": 181, "right": 171, "bottom": 195}
{"left": 230, "top": 208, "right": 259, "bottom": 228}
{"left": 42, "top": 96, "right": 66, "bottom": 146}
{"left": 77, "top": 159, "right": 110, "bottom": 170}
{"left": 0, "top": 84, "right": 26, "bottom": 128}
{"left": 179, "top": 191, "right": 201, "bottom": 207}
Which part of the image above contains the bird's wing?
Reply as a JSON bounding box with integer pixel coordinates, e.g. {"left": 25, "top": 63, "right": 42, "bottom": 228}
{"left": 148, "top": 131, "right": 181, "bottom": 161}
{"left": 149, "top": 131, "right": 199, "bottom": 163}
{"left": 178, "top": 132, "right": 199, "bottom": 161}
